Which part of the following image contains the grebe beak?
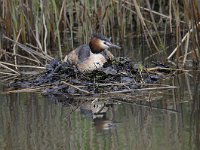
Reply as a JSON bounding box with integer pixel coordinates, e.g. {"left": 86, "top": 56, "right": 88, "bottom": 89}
{"left": 110, "top": 43, "right": 121, "bottom": 49}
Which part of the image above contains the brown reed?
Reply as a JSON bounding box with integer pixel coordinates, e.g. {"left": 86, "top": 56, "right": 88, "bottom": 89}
{"left": 0, "top": 0, "right": 199, "bottom": 69}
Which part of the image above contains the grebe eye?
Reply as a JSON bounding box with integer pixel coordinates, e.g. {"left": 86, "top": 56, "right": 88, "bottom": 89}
{"left": 103, "top": 42, "right": 107, "bottom": 45}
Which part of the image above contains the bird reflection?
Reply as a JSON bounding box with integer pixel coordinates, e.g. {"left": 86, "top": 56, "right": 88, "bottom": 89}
{"left": 80, "top": 98, "right": 116, "bottom": 131}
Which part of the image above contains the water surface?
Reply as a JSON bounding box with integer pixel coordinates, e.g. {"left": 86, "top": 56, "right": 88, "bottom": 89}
{"left": 0, "top": 37, "right": 200, "bottom": 150}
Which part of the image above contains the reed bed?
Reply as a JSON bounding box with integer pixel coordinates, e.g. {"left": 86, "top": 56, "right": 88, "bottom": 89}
{"left": 0, "top": 0, "right": 200, "bottom": 77}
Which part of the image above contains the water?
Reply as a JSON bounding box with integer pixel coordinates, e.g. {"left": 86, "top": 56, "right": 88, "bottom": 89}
{"left": 0, "top": 73, "right": 199, "bottom": 150}
{"left": 0, "top": 37, "right": 200, "bottom": 150}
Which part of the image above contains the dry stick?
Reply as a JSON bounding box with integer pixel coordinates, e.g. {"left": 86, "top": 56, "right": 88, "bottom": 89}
{"left": 0, "top": 49, "right": 41, "bottom": 64}
{"left": 42, "top": 13, "right": 48, "bottom": 64}
{"left": 138, "top": 83, "right": 176, "bottom": 87}
{"left": 104, "top": 86, "right": 178, "bottom": 94}
{"left": 13, "top": 28, "right": 22, "bottom": 69}
{"left": 3, "top": 35, "right": 53, "bottom": 61}
{"left": 132, "top": 0, "right": 160, "bottom": 52}
{"left": 0, "top": 75, "right": 11, "bottom": 80}
{"left": 35, "top": 0, "right": 43, "bottom": 52}
{"left": 25, "top": 43, "right": 40, "bottom": 50}
{"left": 3, "top": 36, "right": 43, "bottom": 63}
{"left": 52, "top": 0, "right": 63, "bottom": 59}
{"left": 18, "top": 43, "right": 50, "bottom": 61}
{"left": 21, "top": 11, "right": 36, "bottom": 40}
{"left": 178, "top": 51, "right": 193, "bottom": 60}
{"left": 146, "top": 66, "right": 200, "bottom": 72}
{"left": 6, "top": 83, "right": 57, "bottom": 94}
{"left": 140, "top": 7, "right": 182, "bottom": 23}
{"left": 140, "top": 6, "right": 171, "bottom": 20}
{"left": 58, "top": 0, "right": 66, "bottom": 25}
{"left": 57, "top": 0, "right": 67, "bottom": 60}
{"left": 6, "top": 87, "right": 43, "bottom": 93}
{"left": 94, "top": 82, "right": 131, "bottom": 87}
{"left": 0, "top": 71, "right": 17, "bottom": 75}
{"left": 73, "top": 82, "right": 175, "bottom": 89}
{"left": 22, "top": 12, "right": 52, "bottom": 60}
{"left": 128, "top": 1, "right": 151, "bottom": 47}
{"left": 121, "top": 4, "right": 153, "bottom": 25}
{"left": 174, "top": 1, "right": 180, "bottom": 64}
{"left": 0, "top": 61, "right": 45, "bottom": 69}
{"left": 0, "top": 63, "right": 20, "bottom": 75}
{"left": 182, "top": 32, "right": 190, "bottom": 66}
{"left": 169, "top": 0, "right": 172, "bottom": 32}
{"left": 145, "top": 0, "right": 162, "bottom": 44}
{"left": 167, "top": 28, "right": 193, "bottom": 60}
{"left": 122, "top": 0, "right": 185, "bottom": 23}
{"left": 61, "top": 81, "right": 91, "bottom": 94}
{"left": 35, "top": 26, "right": 43, "bottom": 51}
{"left": 0, "top": 50, "right": 45, "bottom": 63}
{"left": 1, "top": 75, "right": 18, "bottom": 81}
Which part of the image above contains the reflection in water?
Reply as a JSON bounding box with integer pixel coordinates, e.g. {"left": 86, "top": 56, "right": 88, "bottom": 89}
{"left": 190, "top": 72, "right": 200, "bottom": 150}
{"left": 80, "top": 99, "right": 116, "bottom": 131}
{"left": 0, "top": 85, "right": 199, "bottom": 150}
{"left": 0, "top": 72, "right": 200, "bottom": 150}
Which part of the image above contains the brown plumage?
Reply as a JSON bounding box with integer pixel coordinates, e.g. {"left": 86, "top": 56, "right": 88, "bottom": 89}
{"left": 64, "top": 34, "right": 121, "bottom": 72}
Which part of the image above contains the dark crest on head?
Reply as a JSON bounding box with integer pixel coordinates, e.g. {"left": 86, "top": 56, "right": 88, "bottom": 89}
{"left": 92, "top": 33, "right": 111, "bottom": 42}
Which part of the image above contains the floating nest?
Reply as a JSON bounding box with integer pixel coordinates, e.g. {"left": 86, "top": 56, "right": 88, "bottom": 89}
{"left": 8, "top": 57, "right": 174, "bottom": 99}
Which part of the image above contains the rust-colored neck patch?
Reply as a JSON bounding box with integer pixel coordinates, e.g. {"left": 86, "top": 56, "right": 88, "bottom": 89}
{"left": 89, "top": 38, "right": 104, "bottom": 54}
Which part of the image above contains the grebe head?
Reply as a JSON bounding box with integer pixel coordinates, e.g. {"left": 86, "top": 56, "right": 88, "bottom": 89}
{"left": 89, "top": 33, "right": 121, "bottom": 54}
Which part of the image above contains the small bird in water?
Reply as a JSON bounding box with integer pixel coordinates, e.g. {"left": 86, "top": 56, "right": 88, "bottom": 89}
{"left": 64, "top": 33, "right": 121, "bottom": 72}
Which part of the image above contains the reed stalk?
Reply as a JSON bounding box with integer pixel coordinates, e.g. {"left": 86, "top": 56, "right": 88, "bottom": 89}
{"left": 0, "top": 0, "right": 200, "bottom": 69}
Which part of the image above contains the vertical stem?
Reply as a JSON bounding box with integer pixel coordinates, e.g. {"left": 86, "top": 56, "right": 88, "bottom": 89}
{"left": 51, "top": 0, "right": 62, "bottom": 59}
{"left": 5, "top": 0, "right": 11, "bottom": 37}
{"left": 169, "top": 0, "right": 172, "bottom": 33}
{"left": 13, "top": 28, "right": 22, "bottom": 70}
{"left": 43, "top": 14, "right": 48, "bottom": 63}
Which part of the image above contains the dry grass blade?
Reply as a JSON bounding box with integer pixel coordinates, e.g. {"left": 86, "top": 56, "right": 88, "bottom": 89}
{"left": 182, "top": 32, "right": 190, "bottom": 66}
{"left": 43, "top": 14, "right": 48, "bottom": 64}
{"left": 51, "top": 0, "right": 62, "bottom": 59}
{"left": 104, "top": 86, "right": 178, "bottom": 94}
{"left": 0, "top": 49, "right": 41, "bottom": 64}
{"left": 61, "top": 81, "right": 91, "bottom": 94}
{"left": 167, "top": 27, "right": 194, "bottom": 60}
{"left": 0, "top": 75, "right": 18, "bottom": 81}
{"left": 0, "top": 71, "right": 17, "bottom": 76}
{"left": 3, "top": 35, "right": 53, "bottom": 61}
{"left": 5, "top": 87, "right": 43, "bottom": 93}
{"left": 0, "top": 61, "right": 45, "bottom": 69}
{"left": 146, "top": 66, "right": 200, "bottom": 72}
{"left": 0, "top": 62, "right": 20, "bottom": 75}
{"left": 13, "top": 28, "right": 22, "bottom": 69}
{"left": 132, "top": 0, "right": 160, "bottom": 52}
